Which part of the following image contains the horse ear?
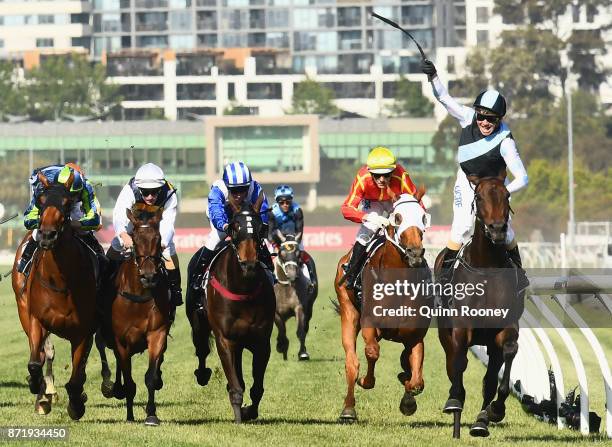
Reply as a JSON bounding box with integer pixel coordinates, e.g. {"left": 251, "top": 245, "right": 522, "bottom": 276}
{"left": 415, "top": 184, "right": 426, "bottom": 202}
{"left": 126, "top": 208, "right": 137, "bottom": 226}
{"left": 64, "top": 171, "right": 75, "bottom": 191}
{"left": 467, "top": 174, "right": 480, "bottom": 186}
{"left": 38, "top": 171, "right": 50, "bottom": 189}
{"left": 253, "top": 191, "right": 264, "bottom": 213}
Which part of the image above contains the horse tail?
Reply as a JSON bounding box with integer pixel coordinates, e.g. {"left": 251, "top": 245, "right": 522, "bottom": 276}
{"left": 329, "top": 297, "right": 341, "bottom": 315}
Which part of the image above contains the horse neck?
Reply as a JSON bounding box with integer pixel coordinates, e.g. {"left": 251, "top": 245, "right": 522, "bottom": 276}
{"left": 469, "top": 219, "right": 507, "bottom": 268}
{"left": 118, "top": 259, "right": 149, "bottom": 296}
{"left": 46, "top": 226, "right": 78, "bottom": 274}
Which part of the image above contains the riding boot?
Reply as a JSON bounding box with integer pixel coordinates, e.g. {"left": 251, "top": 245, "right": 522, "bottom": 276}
{"left": 17, "top": 239, "right": 38, "bottom": 274}
{"left": 342, "top": 242, "right": 367, "bottom": 290}
{"left": 437, "top": 248, "right": 458, "bottom": 285}
{"left": 166, "top": 268, "right": 183, "bottom": 307}
{"left": 187, "top": 247, "right": 215, "bottom": 315}
{"left": 303, "top": 253, "right": 318, "bottom": 292}
{"left": 507, "top": 245, "right": 530, "bottom": 292}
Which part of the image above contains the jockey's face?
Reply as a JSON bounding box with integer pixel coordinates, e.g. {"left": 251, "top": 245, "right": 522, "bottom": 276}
{"left": 475, "top": 109, "right": 501, "bottom": 136}
{"left": 370, "top": 172, "right": 392, "bottom": 189}
{"left": 229, "top": 186, "right": 248, "bottom": 204}
{"left": 278, "top": 199, "right": 291, "bottom": 212}
{"left": 139, "top": 187, "right": 161, "bottom": 206}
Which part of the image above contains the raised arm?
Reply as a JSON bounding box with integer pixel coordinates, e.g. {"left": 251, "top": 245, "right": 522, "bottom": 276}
{"left": 500, "top": 138, "right": 529, "bottom": 194}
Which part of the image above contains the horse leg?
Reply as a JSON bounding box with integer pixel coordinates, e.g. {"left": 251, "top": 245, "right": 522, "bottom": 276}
{"left": 27, "top": 316, "right": 46, "bottom": 398}
{"left": 274, "top": 313, "right": 289, "bottom": 361}
{"left": 487, "top": 334, "right": 519, "bottom": 424}
{"left": 65, "top": 336, "right": 93, "bottom": 421}
{"left": 339, "top": 304, "right": 360, "bottom": 422}
{"left": 215, "top": 335, "right": 244, "bottom": 423}
{"left": 144, "top": 331, "right": 168, "bottom": 426}
{"left": 444, "top": 329, "right": 468, "bottom": 439}
{"left": 112, "top": 356, "right": 125, "bottom": 399}
{"left": 470, "top": 345, "right": 503, "bottom": 437}
{"left": 399, "top": 339, "right": 425, "bottom": 417}
{"left": 192, "top": 312, "right": 213, "bottom": 386}
{"left": 241, "top": 340, "right": 271, "bottom": 422}
{"left": 95, "top": 330, "right": 114, "bottom": 399}
{"left": 295, "top": 304, "right": 309, "bottom": 361}
{"left": 234, "top": 346, "right": 246, "bottom": 392}
{"left": 357, "top": 327, "right": 378, "bottom": 390}
{"left": 115, "top": 344, "right": 136, "bottom": 422}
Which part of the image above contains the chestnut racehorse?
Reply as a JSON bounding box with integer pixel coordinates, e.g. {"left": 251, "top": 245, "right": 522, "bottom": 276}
{"left": 335, "top": 189, "right": 432, "bottom": 422}
{"left": 188, "top": 197, "right": 275, "bottom": 423}
{"left": 435, "top": 173, "right": 522, "bottom": 438}
{"left": 11, "top": 172, "right": 96, "bottom": 420}
{"left": 110, "top": 207, "right": 171, "bottom": 426}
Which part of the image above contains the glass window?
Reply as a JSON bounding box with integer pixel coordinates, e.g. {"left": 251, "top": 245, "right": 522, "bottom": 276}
{"left": 170, "top": 10, "right": 192, "bottom": 30}
{"left": 94, "top": 0, "right": 120, "bottom": 9}
{"left": 248, "top": 33, "right": 266, "bottom": 47}
{"left": 136, "top": 12, "right": 168, "bottom": 32}
{"left": 366, "top": 6, "right": 398, "bottom": 25}
{"left": 38, "top": 15, "right": 54, "bottom": 24}
{"left": 169, "top": 34, "right": 195, "bottom": 49}
{"left": 266, "top": 9, "right": 288, "bottom": 28}
{"left": 177, "top": 83, "right": 216, "bottom": 100}
{"left": 337, "top": 54, "right": 373, "bottom": 74}
{"left": 0, "top": 39, "right": 4, "bottom": 49}
{"left": 197, "top": 33, "right": 218, "bottom": 47}
{"left": 220, "top": 10, "right": 247, "bottom": 30}
{"left": 476, "top": 7, "right": 489, "bottom": 24}
{"left": 383, "top": 81, "right": 396, "bottom": 98}
{"left": 586, "top": 4, "right": 596, "bottom": 22}
{"left": 322, "top": 82, "right": 374, "bottom": 99}
{"left": 177, "top": 54, "right": 216, "bottom": 75}
{"left": 136, "top": 35, "right": 169, "bottom": 48}
{"left": 401, "top": 5, "right": 432, "bottom": 26}
{"left": 268, "top": 0, "right": 290, "bottom": 5}
{"left": 337, "top": 7, "right": 360, "bottom": 27}
{"left": 338, "top": 30, "right": 361, "bottom": 50}
{"left": 292, "top": 9, "right": 317, "bottom": 29}
{"left": 93, "top": 36, "right": 121, "bottom": 56}
{"left": 170, "top": 0, "right": 191, "bottom": 7}
{"left": 196, "top": 0, "right": 217, "bottom": 6}
{"left": 247, "top": 83, "right": 282, "bottom": 99}
{"left": 134, "top": 0, "right": 168, "bottom": 7}
{"left": 476, "top": 29, "right": 488, "bottom": 46}
{"left": 447, "top": 55, "right": 455, "bottom": 74}
{"left": 265, "top": 32, "right": 288, "bottom": 48}
{"left": 71, "top": 13, "right": 89, "bottom": 24}
{"left": 119, "top": 84, "right": 164, "bottom": 101}
{"left": 223, "top": 0, "right": 248, "bottom": 6}
{"left": 249, "top": 9, "right": 265, "bottom": 28}
{"left": 572, "top": 4, "right": 580, "bottom": 22}
{"left": 4, "top": 16, "right": 24, "bottom": 26}
{"left": 196, "top": 11, "right": 217, "bottom": 30}
{"left": 178, "top": 107, "right": 216, "bottom": 120}
{"left": 293, "top": 31, "right": 336, "bottom": 52}
{"left": 36, "top": 38, "right": 54, "bottom": 48}
{"left": 71, "top": 37, "right": 91, "bottom": 48}
{"left": 454, "top": 5, "right": 466, "bottom": 26}
{"left": 221, "top": 33, "right": 246, "bottom": 47}
{"left": 400, "top": 56, "right": 421, "bottom": 74}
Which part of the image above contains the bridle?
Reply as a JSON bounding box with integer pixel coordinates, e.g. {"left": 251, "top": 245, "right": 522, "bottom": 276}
{"left": 129, "top": 222, "right": 164, "bottom": 280}
{"left": 276, "top": 239, "right": 300, "bottom": 283}
{"left": 471, "top": 178, "right": 512, "bottom": 244}
{"left": 383, "top": 197, "right": 427, "bottom": 266}
{"left": 227, "top": 209, "right": 264, "bottom": 270}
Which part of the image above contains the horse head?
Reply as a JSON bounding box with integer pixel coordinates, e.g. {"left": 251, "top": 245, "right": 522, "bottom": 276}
{"left": 127, "top": 207, "right": 163, "bottom": 288}
{"left": 37, "top": 171, "right": 74, "bottom": 250}
{"left": 468, "top": 170, "right": 510, "bottom": 245}
{"left": 278, "top": 234, "right": 301, "bottom": 282}
{"left": 387, "top": 186, "right": 429, "bottom": 267}
{"left": 227, "top": 193, "right": 265, "bottom": 276}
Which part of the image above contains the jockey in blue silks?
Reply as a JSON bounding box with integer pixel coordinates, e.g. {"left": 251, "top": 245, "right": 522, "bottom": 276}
{"left": 268, "top": 184, "right": 317, "bottom": 291}
{"left": 187, "top": 161, "right": 273, "bottom": 290}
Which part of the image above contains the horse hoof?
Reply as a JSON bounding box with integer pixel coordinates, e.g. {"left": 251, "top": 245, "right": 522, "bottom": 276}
{"left": 357, "top": 377, "right": 375, "bottom": 390}
{"left": 51, "top": 393, "right": 59, "bottom": 404}
{"left": 443, "top": 398, "right": 463, "bottom": 413}
{"left": 101, "top": 380, "right": 115, "bottom": 399}
{"left": 240, "top": 405, "right": 259, "bottom": 422}
{"left": 469, "top": 421, "right": 490, "bottom": 437}
{"left": 298, "top": 351, "right": 310, "bottom": 361}
{"left": 486, "top": 402, "right": 505, "bottom": 423}
{"left": 155, "top": 378, "right": 163, "bottom": 391}
{"left": 338, "top": 407, "right": 357, "bottom": 423}
{"left": 113, "top": 384, "right": 126, "bottom": 400}
{"left": 81, "top": 393, "right": 88, "bottom": 404}
{"left": 144, "top": 415, "right": 160, "bottom": 426}
{"left": 35, "top": 395, "right": 52, "bottom": 415}
{"left": 399, "top": 392, "right": 417, "bottom": 416}
{"left": 194, "top": 368, "right": 212, "bottom": 387}
{"left": 67, "top": 401, "right": 85, "bottom": 421}
{"left": 282, "top": 351, "right": 288, "bottom": 361}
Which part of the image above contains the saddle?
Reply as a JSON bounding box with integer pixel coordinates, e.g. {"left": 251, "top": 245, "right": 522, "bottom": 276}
{"left": 343, "top": 234, "right": 387, "bottom": 305}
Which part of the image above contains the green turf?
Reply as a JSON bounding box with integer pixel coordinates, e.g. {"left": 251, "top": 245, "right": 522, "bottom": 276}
{"left": 0, "top": 252, "right": 609, "bottom": 446}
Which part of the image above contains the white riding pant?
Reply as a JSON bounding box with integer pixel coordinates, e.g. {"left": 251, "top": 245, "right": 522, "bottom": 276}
{"left": 111, "top": 235, "right": 176, "bottom": 258}
{"left": 204, "top": 220, "right": 227, "bottom": 251}
{"left": 356, "top": 200, "right": 393, "bottom": 246}
{"left": 451, "top": 169, "right": 514, "bottom": 245}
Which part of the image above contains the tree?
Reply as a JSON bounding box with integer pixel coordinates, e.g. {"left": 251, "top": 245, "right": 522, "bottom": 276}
{"left": 290, "top": 78, "right": 339, "bottom": 116}
{"left": 25, "top": 53, "right": 121, "bottom": 122}
{"left": 0, "top": 61, "right": 27, "bottom": 118}
{"left": 388, "top": 76, "right": 434, "bottom": 117}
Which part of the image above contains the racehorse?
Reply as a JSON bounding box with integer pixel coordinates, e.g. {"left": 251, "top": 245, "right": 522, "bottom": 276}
{"left": 273, "top": 234, "right": 317, "bottom": 361}
{"left": 335, "top": 189, "right": 431, "bottom": 422}
{"left": 11, "top": 172, "right": 96, "bottom": 420}
{"left": 187, "top": 196, "right": 275, "bottom": 423}
{"left": 110, "top": 207, "right": 171, "bottom": 425}
{"left": 435, "top": 173, "right": 522, "bottom": 438}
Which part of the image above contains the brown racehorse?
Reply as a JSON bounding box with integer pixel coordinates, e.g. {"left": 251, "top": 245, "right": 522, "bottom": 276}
{"left": 335, "top": 189, "right": 432, "bottom": 422}
{"left": 110, "top": 207, "right": 171, "bottom": 425}
{"left": 188, "top": 197, "right": 275, "bottom": 423}
{"left": 11, "top": 172, "right": 96, "bottom": 420}
{"left": 435, "top": 173, "right": 522, "bottom": 438}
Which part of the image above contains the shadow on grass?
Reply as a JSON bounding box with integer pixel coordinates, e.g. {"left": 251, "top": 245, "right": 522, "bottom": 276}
{"left": 0, "top": 380, "right": 28, "bottom": 389}
{"left": 166, "top": 417, "right": 341, "bottom": 426}
{"left": 505, "top": 434, "right": 604, "bottom": 443}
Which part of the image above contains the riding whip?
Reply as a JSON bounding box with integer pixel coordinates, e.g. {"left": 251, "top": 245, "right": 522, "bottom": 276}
{"left": 0, "top": 213, "right": 18, "bottom": 225}
{"left": 371, "top": 12, "right": 428, "bottom": 60}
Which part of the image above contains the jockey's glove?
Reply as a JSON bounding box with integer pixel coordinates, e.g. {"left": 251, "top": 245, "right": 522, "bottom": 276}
{"left": 364, "top": 212, "right": 390, "bottom": 228}
{"left": 421, "top": 59, "right": 437, "bottom": 80}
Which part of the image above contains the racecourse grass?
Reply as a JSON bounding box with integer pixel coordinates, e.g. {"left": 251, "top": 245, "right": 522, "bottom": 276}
{"left": 0, "top": 252, "right": 609, "bottom": 446}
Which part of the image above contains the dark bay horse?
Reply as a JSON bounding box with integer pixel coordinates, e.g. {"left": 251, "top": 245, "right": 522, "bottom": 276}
{"left": 110, "top": 208, "right": 171, "bottom": 425}
{"left": 11, "top": 172, "right": 96, "bottom": 420}
{"left": 435, "top": 173, "right": 522, "bottom": 438}
{"left": 188, "top": 197, "right": 275, "bottom": 423}
{"left": 273, "top": 235, "right": 317, "bottom": 361}
{"left": 335, "top": 190, "right": 432, "bottom": 422}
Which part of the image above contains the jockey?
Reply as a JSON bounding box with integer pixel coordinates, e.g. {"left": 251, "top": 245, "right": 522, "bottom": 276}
{"left": 422, "top": 59, "right": 529, "bottom": 287}
{"left": 18, "top": 163, "right": 103, "bottom": 273}
{"left": 109, "top": 163, "right": 183, "bottom": 307}
{"left": 268, "top": 184, "right": 318, "bottom": 291}
{"left": 188, "top": 161, "right": 273, "bottom": 289}
{"left": 341, "top": 146, "right": 419, "bottom": 289}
